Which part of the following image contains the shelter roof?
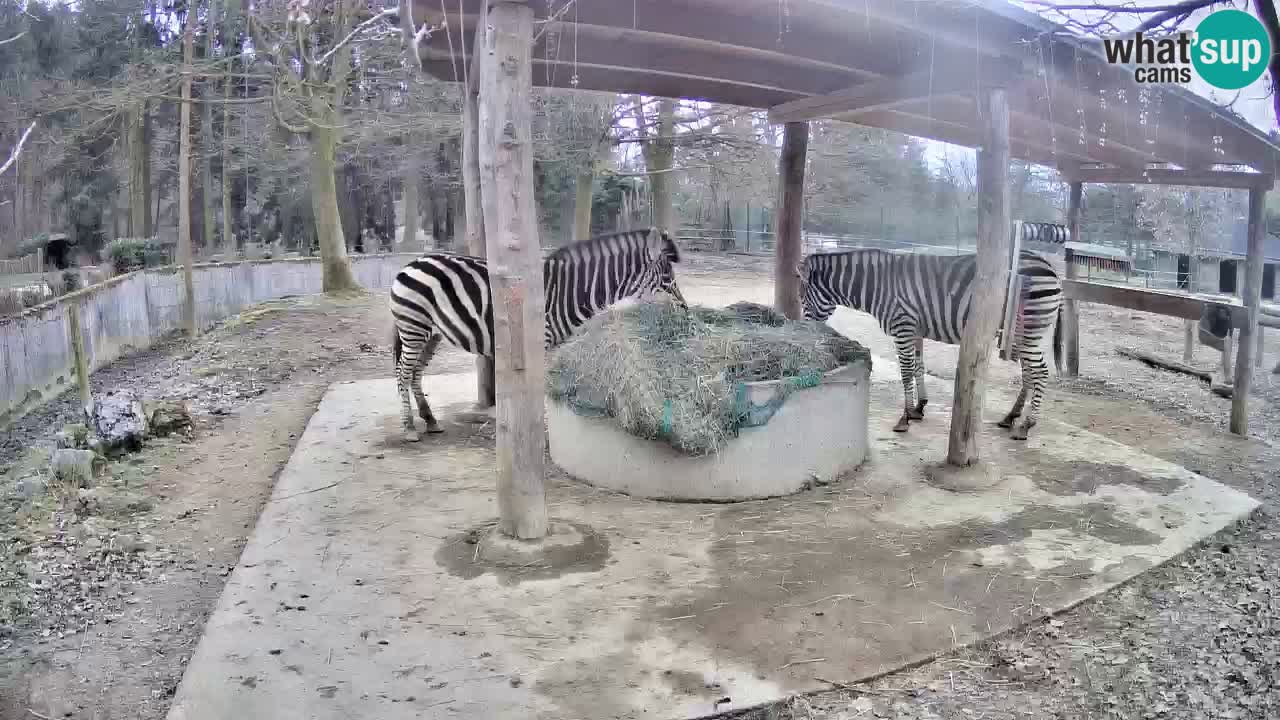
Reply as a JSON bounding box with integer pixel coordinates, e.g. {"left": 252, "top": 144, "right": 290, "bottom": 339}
{"left": 413, "top": 0, "right": 1280, "bottom": 177}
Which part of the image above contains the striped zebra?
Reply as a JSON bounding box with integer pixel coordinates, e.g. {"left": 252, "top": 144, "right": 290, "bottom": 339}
{"left": 389, "top": 228, "right": 685, "bottom": 441}
{"left": 798, "top": 248, "right": 1064, "bottom": 440}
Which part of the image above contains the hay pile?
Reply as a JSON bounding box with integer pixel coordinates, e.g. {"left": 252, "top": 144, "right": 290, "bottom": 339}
{"left": 546, "top": 299, "right": 870, "bottom": 456}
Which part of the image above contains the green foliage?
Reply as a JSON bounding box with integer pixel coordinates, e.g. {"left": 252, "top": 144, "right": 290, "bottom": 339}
{"left": 106, "top": 237, "right": 166, "bottom": 271}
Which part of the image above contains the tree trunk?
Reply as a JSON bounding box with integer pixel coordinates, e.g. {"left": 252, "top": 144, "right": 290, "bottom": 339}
{"left": 946, "top": 86, "right": 1011, "bottom": 467}
{"left": 308, "top": 4, "right": 360, "bottom": 293}
{"left": 402, "top": 162, "right": 419, "bottom": 250}
{"left": 220, "top": 0, "right": 236, "bottom": 253}
{"left": 572, "top": 166, "right": 593, "bottom": 241}
{"left": 463, "top": 0, "right": 495, "bottom": 408}
{"left": 199, "top": 0, "right": 218, "bottom": 257}
{"left": 634, "top": 97, "right": 677, "bottom": 233}
{"left": 479, "top": 0, "right": 547, "bottom": 540}
{"left": 310, "top": 123, "right": 360, "bottom": 292}
{"left": 128, "top": 104, "right": 152, "bottom": 238}
{"left": 178, "top": 9, "right": 198, "bottom": 336}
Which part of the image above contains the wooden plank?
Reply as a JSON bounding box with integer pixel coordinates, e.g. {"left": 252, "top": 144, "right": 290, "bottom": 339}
{"left": 1061, "top": 280, "right": 1214, "bottom": 321}
{"left": 774, "top": 122, "right": 807, "bottom": 320}
{"left": 478, "top": 0, "right": 547, "bottom": 539}
{"left": 419, "top": 15, "right": 873, "bottom": 99}
{"left": 1066, "top": 167, "right": 1275, "bottom": 191}
{"left": 768, "top": 65, "right": 1017, "bottom": 124}
{"left": 1064, "top": 182, "right": 1082, "bottom": 377}
{"left": 1117, "top": 347, "right": 1211, "bottom": 383}
{"left": 462, "top": 0, "right": 495, "bottom": 410}
{"left": 948, "top": 85, "right": 1011, "bottom": 466}
{"left": 1230, "top": 185, "right": 1267, "bottom": 435}
{"left": 999, "top": 222, "right": 1024, "bottom": 363}
{"left": 65, "top": 302, "right": 93, "bottom": 416}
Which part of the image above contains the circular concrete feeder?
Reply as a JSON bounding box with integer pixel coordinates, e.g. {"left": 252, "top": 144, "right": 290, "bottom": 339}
{"left": 546, "top": 360, "right": 872, "bottom": 502}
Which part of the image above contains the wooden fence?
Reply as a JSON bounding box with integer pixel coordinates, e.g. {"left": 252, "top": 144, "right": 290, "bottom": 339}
{"left": 0, "top": 248, "right": 44, "bottom": 275}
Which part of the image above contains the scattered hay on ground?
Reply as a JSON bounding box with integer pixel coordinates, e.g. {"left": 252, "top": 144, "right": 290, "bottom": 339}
{"left": 546, "top": 299, "right": 870, "bottom": 456}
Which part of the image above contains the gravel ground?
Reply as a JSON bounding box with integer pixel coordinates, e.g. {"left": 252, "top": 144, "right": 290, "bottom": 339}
{"left": 2, "top": 251, "right": 1277, "bottom": 719}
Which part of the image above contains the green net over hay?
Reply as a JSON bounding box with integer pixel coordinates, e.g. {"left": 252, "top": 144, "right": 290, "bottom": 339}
{"left": 546, "top": 299, "right": 871, "bottom": 457}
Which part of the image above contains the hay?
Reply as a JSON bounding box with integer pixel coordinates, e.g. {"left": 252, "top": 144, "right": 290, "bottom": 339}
{"left": 547, "top": 299, "right": 871, "bottom": 456}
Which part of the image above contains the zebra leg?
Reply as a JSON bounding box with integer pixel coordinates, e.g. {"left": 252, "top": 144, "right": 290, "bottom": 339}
{"left": 912, "top": 337, "right": 928, "bottom": 417}
{"left": 412, "top": 333, "right": 445, "bottom": 434}
{"left": 1010, "top": 348, "right": 1050, "bottom": 441}
{"left": 396, "top": 332, "right": 423, "bottom": 443}
{"left": 997, "top": 388, "right": 1027, "bottom": 429}
{"left": 893, "top": 335, "right": 918, "bottom": 432}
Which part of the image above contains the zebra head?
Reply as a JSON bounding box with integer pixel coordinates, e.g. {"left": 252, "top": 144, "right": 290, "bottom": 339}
{"left": 653, "top": 230, "right": 687, "bottom": 308}
{"left": 797, "top": 254, "right": 837, "bottom": 322}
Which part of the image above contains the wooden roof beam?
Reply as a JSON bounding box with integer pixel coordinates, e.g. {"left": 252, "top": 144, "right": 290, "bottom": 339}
{"left": 768, "top": 64, "right": 1023, "bottom": 125}
{"left": 1063, "top": 167, "right": 1276, "bottom": 190}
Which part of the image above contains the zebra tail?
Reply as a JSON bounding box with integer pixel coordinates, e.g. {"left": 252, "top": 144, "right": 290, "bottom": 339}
{"left": 392, "top": 329, "right": 402, "bottom": 371}
{"left": 1053, "top": 302, "right": 1064, "bottom": 377}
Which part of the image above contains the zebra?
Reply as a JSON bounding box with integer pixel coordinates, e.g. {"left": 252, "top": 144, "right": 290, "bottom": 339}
{"left": 389, "top": 228, "right": 686, "bottom": 441}
{"left": 797, "top": 248, "right": 1064, "bottom": 440}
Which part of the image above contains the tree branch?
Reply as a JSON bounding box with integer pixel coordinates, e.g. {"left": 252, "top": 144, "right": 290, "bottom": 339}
{"left": 310, "top": 7, "right": 400, "bottom": 67}
{"left": 0, "top": 30, "right": 27, "bottom": 46}
{"left": 0, "top": 121, "right": 36, "bottom": 177}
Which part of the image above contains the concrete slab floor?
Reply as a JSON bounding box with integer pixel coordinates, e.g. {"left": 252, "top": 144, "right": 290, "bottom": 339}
{"left": 166, "top": 363, "right": 1259, "bottom": 720}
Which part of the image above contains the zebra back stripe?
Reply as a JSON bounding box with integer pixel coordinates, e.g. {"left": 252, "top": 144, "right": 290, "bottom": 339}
{"left": 801, "top": 248, "right": 1058, "bottom": 344}
{"left": 390, "top": 228, "right": 681, "bottom": 358}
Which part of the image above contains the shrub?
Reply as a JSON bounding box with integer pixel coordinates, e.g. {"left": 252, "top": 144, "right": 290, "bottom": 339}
{"left": 106, "top": 238, "right": 168, "bottom": 272}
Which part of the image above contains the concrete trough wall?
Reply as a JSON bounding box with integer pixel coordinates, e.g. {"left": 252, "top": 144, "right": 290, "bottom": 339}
{"left": 1, "top": 254, "right": 419, "bottom": 428}
{"left": 547, "top": 361, "right": 873, "bottom": 502}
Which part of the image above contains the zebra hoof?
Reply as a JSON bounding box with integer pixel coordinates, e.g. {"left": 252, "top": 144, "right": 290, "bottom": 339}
{"left": 404, "top": 430, "right": 421, "bottom": 443}
{"left": 424, "top": 421, "right": 444, "bottom": 435}
{"left": 907, "top": 408, "right": 924, "bottom": 421}
{"left": 996, "top": 416, "right": 1017, "bottom": 429}
{"left": 892, "top": 418, "right": 910, "bottom": 433}
{"left": 1009, "top": 427, "right": 1029, "bottom": 441}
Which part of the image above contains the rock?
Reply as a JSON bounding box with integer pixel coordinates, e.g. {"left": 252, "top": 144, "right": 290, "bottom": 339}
{"left": 50, "top": 449, "right": 104, "bottom": 489}
{"left": 89, "top": 390, "right": 148, "bottom": 456}
{"left": 148, "top": 400, "right": 194, "bottom": 438}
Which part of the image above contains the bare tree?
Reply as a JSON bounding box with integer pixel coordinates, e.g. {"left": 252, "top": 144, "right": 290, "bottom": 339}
{"left": 1030, "top": 1, "right": 1280, "bottom": 127}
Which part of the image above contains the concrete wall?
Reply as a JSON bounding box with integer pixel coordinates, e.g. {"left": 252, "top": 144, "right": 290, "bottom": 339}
{"left": 1, "top": 254, "right": 418, "bottom": 428}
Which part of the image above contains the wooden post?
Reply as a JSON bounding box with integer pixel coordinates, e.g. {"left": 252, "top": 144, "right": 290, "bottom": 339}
{"left": 478, "top": 0, "right": 547, "bottom": 540}
{"left": 1230, "top": 185, "right": 1268, "bottom": 434}
{"left": 1063, "top": 181, "right": 1083, "bottom": 376}
{"left": 65, "top": 302, "right": 93, "bottom": 417}
{"left": 947, "top": 86, "right": 1012, "bottom": 466}
{"left": 463, "top": 0, "right": 496, "bottom": 409}
{"left": 1222, "top": 329, "right": 1234, "bottom": 385}
{"left": 774, "top": 121, "right": 808, "bottom": 320}
{"left": 1257, "top": 326, "right": 1266, "bottom": 366}
{"left": 1183, "top": 319, "right": 1195, "bottom": 363}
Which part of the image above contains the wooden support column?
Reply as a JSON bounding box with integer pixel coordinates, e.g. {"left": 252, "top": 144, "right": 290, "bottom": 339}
{"left": 1063, "top": 181, "right": 1083, "bottom": 376}
{"left": 478, "top": 0, "right": 547, "bottom": 539}
{"left": 463, "top": 0, "right": 496, "bottom": 409}
{"left": 774, "top": 121, "right": 808, "bottom": 320}
{"left": 947, "top": 86, "right": 1012, "bottom": 467}
{"left": 1230, "top": 185, "right": 1268, "bottom": 435}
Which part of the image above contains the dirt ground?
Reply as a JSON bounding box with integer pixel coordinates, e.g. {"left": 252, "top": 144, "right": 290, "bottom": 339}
{"left": 2, "top": 252, "right": 1277, "bottom": 720}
